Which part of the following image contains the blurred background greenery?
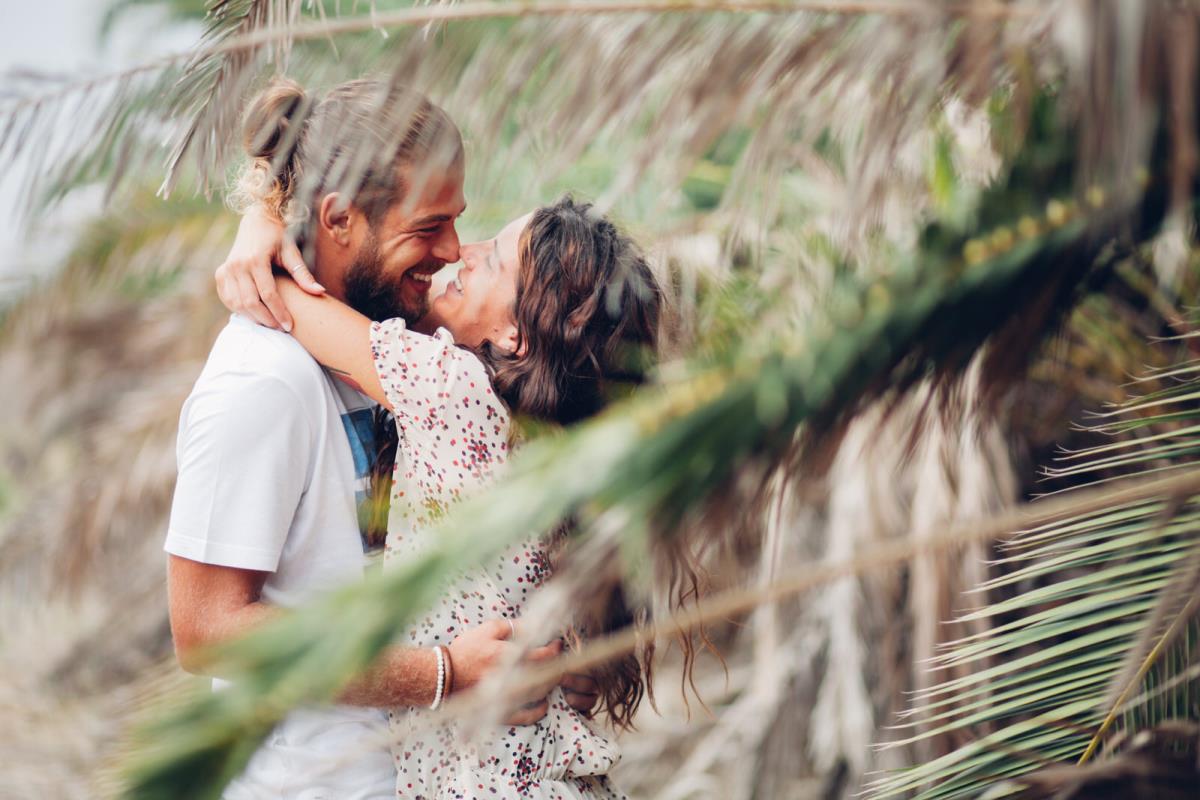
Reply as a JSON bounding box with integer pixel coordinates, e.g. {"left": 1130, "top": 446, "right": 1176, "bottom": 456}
{"left": 4, "top": 2, "right": 1200, "bottom": 799}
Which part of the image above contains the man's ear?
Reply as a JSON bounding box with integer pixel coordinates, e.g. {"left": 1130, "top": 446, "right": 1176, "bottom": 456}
{"left": 318, "top": 193, "right": 354, "bottom": 246}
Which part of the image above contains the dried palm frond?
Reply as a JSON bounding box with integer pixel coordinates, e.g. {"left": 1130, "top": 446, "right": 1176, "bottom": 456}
{"left": 160, "top": 0, "right": 310, "bottom": 197}
{"left": 0, "top": 0, "right": 1063, "bottom": 237}
{"left": 806, "top": 365, "right": 1017, "bottom": 794}
{"left": 0, "top": 185, "right": 233, "bottom": 799}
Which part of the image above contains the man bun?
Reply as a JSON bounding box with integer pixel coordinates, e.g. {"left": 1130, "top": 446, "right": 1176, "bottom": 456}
{"left": 229, "top": 78, "right": 314, "bottom": 224}
{"left": 242, "top": 77, "right": 311, "bottom": 163}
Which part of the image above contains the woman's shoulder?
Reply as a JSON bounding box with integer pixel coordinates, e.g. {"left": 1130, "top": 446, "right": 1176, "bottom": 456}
{"left": 371, "top": 319, "right": 488, "bottom": 374}
{"left": 370, "top": 319, "right": 505, "bottom": 418}
{"left": 432, "top": 326, "right": 494, "bottom": 380}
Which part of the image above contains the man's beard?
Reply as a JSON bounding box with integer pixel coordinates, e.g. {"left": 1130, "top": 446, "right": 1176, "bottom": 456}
{"left": 342, "top": 231, "right": 432, "bottom": 324}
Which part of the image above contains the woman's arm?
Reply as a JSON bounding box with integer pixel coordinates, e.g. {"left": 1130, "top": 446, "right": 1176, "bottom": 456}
{"left": 215, "top": 206, "right": 324, "bottom": 331}
{"left": 275, "top": 277, "right": 390, "bottom": 410}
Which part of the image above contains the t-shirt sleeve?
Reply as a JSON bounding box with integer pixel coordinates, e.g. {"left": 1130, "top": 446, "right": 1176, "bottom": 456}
{"left": 369, "top": 318, "right": 509, "bottom": 476}
{"left": 164, "top": 372, "right": 313, "bottom": 572}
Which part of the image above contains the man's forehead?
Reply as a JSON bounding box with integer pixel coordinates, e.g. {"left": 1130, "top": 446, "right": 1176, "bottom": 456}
{"left": 391, "top": 168, "right": 466, "bottom": 226}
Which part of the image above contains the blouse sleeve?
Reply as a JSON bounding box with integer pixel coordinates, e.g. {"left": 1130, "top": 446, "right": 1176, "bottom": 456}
{"left": 369, "top": 318, "right": 510, "bottom": 478}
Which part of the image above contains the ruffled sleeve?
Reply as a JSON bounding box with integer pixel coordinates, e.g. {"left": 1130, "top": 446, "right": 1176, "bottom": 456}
{"left": 369, "top": 318, "right": 510, "bottom": 485}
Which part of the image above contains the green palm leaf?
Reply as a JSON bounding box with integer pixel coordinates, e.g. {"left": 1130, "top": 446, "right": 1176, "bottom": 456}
{"left": 866, "top": 350, "right": 1200, "bottom": 800}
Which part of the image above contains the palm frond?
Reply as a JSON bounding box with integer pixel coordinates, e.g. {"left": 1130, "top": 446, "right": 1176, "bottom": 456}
{"left": 159, "top": 0, "right": 307, "bottom": 197}
{"left": 0, "top": 179, "right": 235, "bottom": 798}
{"left": 0, "top": 1, "right": 1075, "bottom": 235}
{"left": 116, "top": 57, "right": 1197, "bottom": 794}
{"left": 981, "top": 723, "right": 1200, "bottom": 800}
{"left": 1079, "top": 541, "right": 1200, "bottom": 763}
{"left": 865, "top": 347, "right": 1200, "bottom": 800}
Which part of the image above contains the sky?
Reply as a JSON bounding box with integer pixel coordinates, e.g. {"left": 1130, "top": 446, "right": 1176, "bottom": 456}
{"left": 1, "top": 1, "right": 201, "bottom": 300}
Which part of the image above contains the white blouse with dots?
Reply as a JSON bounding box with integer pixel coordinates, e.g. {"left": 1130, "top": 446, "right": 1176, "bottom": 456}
{"left": 369, "top": 318, "right": 625, "bottom": 800}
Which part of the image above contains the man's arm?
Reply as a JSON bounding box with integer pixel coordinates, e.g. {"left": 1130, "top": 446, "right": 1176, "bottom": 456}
{"left": 167, "top": 556, "right": 275, "bottom": 675}
{"left": 168, "top": 554, "right": 438, "bottom": 706}
{"left": 168, "top": 556, "right": 560, "bottom": 719}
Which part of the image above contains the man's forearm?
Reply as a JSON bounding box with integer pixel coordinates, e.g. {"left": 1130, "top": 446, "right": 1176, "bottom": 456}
{"left": 207, "top": 604, "right": 442, "bottom": 707}
{"left": 169, "top": 557, "right": 548, "bottom": 716}
{"left": 178, "top": 599, "right": 435, "bottom": 707}
{"left": 337, "top": 646, "right": 438, "bottom": 708}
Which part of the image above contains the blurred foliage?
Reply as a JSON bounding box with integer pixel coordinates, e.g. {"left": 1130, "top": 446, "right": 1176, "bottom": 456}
{"left": 5, "top": 2, "right": 1200, "bottom": 800}
{"left": 121, "top": 67, "right": 1195, "bottom": 795}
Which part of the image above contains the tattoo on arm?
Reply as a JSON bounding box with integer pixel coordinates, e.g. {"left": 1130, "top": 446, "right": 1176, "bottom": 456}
{"left": 328, "top": 366, "right": 365, "bottom": 394}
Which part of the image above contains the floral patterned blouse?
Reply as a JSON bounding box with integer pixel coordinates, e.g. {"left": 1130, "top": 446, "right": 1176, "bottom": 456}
{"left": 369, "top": 319, "right": 625, "bottom": 800}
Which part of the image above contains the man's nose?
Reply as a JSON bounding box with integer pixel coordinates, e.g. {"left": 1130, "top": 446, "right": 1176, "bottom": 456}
{"left": 431, "top": 225, "right": 461, "bottom": 264}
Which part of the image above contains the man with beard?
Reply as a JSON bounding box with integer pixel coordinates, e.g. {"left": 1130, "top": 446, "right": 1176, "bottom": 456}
{"left": 164, "top": 79, "right": 564, "bottom": 799}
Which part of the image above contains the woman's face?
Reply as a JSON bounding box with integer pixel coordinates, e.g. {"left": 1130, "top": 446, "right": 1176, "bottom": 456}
{"left": 424, "top": 211, "right": 532, "bottom": 351}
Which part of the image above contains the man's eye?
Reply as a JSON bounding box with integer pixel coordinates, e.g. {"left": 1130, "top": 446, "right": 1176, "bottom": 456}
{"left": 418, "top": 228, "right": 439, "bottom": 236}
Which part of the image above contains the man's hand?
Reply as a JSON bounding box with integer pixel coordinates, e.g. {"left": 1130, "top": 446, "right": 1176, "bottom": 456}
{"left": 215, "top": 207, "right": 324, "bottom": 331}
{"left": 561, "top": 672, "right": 601, "bottom": 717}
{"left": 447, "top": 619, "right": 564, "bottom": 725}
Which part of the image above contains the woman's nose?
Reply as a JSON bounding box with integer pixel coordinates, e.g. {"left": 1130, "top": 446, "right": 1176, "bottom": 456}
{"left": 459, "top": 241, "right": 485, "bottom": 270}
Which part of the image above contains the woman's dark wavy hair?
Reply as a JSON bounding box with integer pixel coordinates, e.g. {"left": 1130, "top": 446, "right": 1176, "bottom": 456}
{"left": 481, "top": 196, "right": 661, "bottom": 425}
{"left": 477, "top": 195, "right": 663, "bottom": 728}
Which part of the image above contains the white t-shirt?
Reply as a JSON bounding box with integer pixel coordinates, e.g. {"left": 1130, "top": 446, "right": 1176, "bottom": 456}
{"left": 165, "top": 314, "right": 394, "bottom": 799}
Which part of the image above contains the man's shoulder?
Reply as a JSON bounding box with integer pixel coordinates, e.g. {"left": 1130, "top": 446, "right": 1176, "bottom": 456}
{"left": 203, "top": 314, "right": 331, "bottom": 397}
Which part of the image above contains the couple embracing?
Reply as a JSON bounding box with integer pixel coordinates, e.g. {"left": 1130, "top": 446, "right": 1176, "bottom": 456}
{"left": 164, "top": 76, "right": 664, "bottom": 799}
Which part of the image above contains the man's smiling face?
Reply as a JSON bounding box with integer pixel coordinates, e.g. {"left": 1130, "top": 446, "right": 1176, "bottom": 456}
{"left": 343, "top": 161, "right": 467, "bottom": 323}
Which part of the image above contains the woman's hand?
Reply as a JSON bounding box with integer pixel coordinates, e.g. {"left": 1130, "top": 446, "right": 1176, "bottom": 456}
{"left": 215, "top": 207, "right": 324, "bottom": 331}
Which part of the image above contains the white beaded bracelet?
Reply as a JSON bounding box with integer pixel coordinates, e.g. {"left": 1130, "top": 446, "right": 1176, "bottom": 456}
{"left": 430, "top": 645, "right": 446, "bottom": 711}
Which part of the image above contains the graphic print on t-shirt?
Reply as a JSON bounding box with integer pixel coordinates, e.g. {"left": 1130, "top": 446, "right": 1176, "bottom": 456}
{"left": 331, "top": 380, "right": 392, "bottom": 558}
